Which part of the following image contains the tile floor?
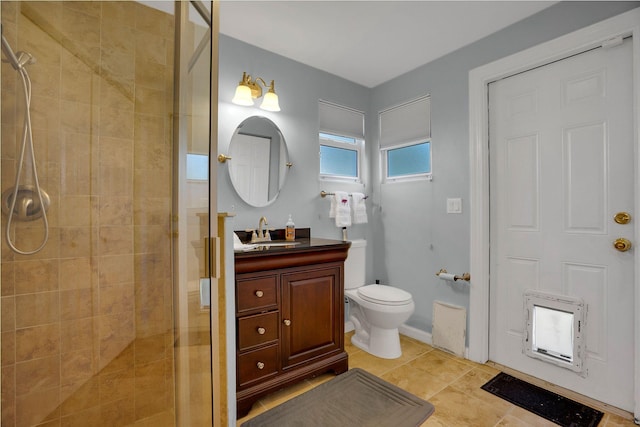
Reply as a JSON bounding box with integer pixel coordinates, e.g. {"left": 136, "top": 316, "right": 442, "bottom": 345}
{"left": 237, "top": 332, "right": 637, "bottom": 426}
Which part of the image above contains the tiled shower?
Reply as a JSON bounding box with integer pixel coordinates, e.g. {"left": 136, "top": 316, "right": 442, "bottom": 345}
{"left": 0, "top": 2, "right": 205, "bottom": 425}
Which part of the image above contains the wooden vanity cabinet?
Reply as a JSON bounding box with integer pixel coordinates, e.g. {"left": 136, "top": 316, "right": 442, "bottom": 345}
{"left": 234, "top": 239, "right": 349, "bottom": 418}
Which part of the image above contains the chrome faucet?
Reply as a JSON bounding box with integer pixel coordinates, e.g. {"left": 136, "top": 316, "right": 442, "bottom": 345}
{"left": 252, "top": 216, "right": 271, "bottom": 243}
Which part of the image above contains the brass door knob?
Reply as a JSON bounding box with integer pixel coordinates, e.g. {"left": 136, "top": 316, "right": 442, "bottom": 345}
{"left": 283, "top": 319, "right": 291, "bottom": 326}
{"left": 614, "top": 212, "right": 631, "bottom": 224}
{"left": 614, "top": 238, "right": 632, "bottom": 252}
{"left": 256, "top": 362, "right": 265, "bottom": 370}
{"left": 255, "top": 290, "right": 264, "bottom": 298}
{"left": 257, "top": 327, "right": 266, "bottom": 335}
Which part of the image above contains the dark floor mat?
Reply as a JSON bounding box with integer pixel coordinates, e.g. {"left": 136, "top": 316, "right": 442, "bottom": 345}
{"left": 481, "top": 372, "right": 603, "bottom": 427}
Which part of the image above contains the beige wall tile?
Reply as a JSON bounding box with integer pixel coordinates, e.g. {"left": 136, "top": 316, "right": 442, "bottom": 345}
{"left": 15, "top": 355, "right": 60, "bottom": 396}
{"left": 99, "top": 226, "right": 133, "bottom": 256}
{"left": 133, "top": 197, "right": 170, "bottom": 226}
{"left": 15, "top": 386, "right": 61, "bottom": 427}
{"left": 30, "top": 64, "right": 62, "bottom": 99}
{"left": 99, "top": 107, "right": 133, "bottom": 140}
{"left": 1, "top": 296, "right": 15, "bottom": 332}
{"left": 99, "top": 282, "right": 134, "bottom": 315}
{"left": 135, "top": 3, "right": 173, "bottom": 39}
{"left": 134, "top": 86, "right": 165, "bottom": 116}
{"left": 63, "top": 1, "right": 101, "bottom": 18}
{"left": 60, "top": 288, "right": 95, "bottom": 321}
{"left": 99, "top": 255, "right": 133, "bottom": 286}
{"left": 61, "top": 133, "right": 96, "bottom": 196}
{"left": 59, "top": 376, "right": 100, "bottom": 416}
{"left": 135, "top": 59, "right": 167, "bottom": 91}
{"left": 135, "top": 31, "right": 167, "bottom": 66}
{"left": 99, "top": 367, "right": 134, "bottom": 404}
{"left": 60, "top": 226, "right": 97, "bottom": 259}
{"left": 101, "top": 2, "right": 136, "bottom": 29}
{"left": 60, "top": 406, "right": 101, "bottom": 427}
{"left": 61, "top": 349, "right": 95, "bottom": 387}
{"left": 61, "top": 7, "right": 100, "bottom": 48}
{"left": 2, "top": 331, "right": 16, "bottom": 366}
{"left": 15, "top": 292, "right": 59, "bottom": 328}
{"left": 60, "top": 100, "right": 95, "bottom": 135}
{"left": 60, "top": 318, "right": 94, "bottom": 354}
{"left": 15, "top": 323, "right": 60, "bottom": 362}
{"left": 14, "top": 259, "right": 59, "bottom": 294}
{"left": 13, "top": 225, "right": 60, "bottom": 261}
{"left": 102, "top": 397, "right": 135, "bottom": 426}
{"left": 1, "top": 363, "right": 16, "bottom": 426}
{"left": 59, "top": 257, "right": 96, "bottom": 290}
{"left": 2, "top": 262, "right": 16, "bottom": 296}
{"left": 99, "top": 340, "right": 133, "bottom": 375}
{"left": 58, "top": 196, "right": 98, "bottom": 227}
{"left": 135, "top": 334, "right": 166, "bottom": 365}
{"left": 99, "top": 197, "right": 133, "bottom": 226}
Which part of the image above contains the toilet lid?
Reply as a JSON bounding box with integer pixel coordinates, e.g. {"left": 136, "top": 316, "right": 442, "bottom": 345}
{"left": 357, "top": 285, "right": 412, "bottom": 306}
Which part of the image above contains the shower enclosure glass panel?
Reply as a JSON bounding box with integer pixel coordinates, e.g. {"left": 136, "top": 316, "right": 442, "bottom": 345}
{"left": 0, "top": 1, "right": 216, "bottom": 425}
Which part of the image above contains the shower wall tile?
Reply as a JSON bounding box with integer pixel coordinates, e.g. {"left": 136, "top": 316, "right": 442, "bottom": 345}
{"left": 2, "top": 262, "right": 15, "bottom": 296}
{"left": 1, "top": 88, "right": 18, "bottom": 125}
{"left": 13, "top": 259, "right": 59, "bottom": 294}
{"left": 60, "top": 317, "right": 94, "bottom": 354}
{"left": 59, "top": 257, "right": 95, "bottom": 290}
{"left": 63, "top": 1, "right": 101, "bottom": 18}
{"left": 99, "top": 197, "right": 133, "bottom": 226}
{"left": 102, "top": 20, "right": 135, "bottom": 55}
{"left": 30, "top": 64, "right": 61, "bottom": 99}
{"left": 15, "top": 386, "right": 61, "bottom": 427}
{"left": 15, "top": 355, "right": 60, "bottom": 395}
{"left": 135, "top": 334, "right": 166, "bottom": 365}
{"left": 60, "top": 349, "right": 94, "bottom": 386}
{"left": 61, "top": 8, "right": 100, "bottom": 48}
{"left": 102, "top": 397, "right": 136, "bottom": 426}
{"left": 102, "top": 2, "right": 136, "bottom": 28}
{"left": 60, "top": 288, "right": 95, "bottom": 321}
{"left": 61, "top": 132, "right": 96, "bottom": 196}
{"left": 135, "top": 3, "right": 173, "bottom": 39}
{"left": 98, "top": 226, "right": 133, "bottom": 256}
{"left": 59, "top": 375, "right": 100, "bottom": 416}
{"left": 59, "top": 226, "right": 97, "bottom": 259}
{"left": 13, "top": 226, "right": 60, "bottom": 262}
{"left": 135, "top": 31, "right": 167, "bottom": 66}
{"left": 99, "top": 78, "right": 135, "bottom": 111}
{"left": 1, "top": 296, "right": 15, "bottom": 331}
{"left": 99, "top": 254, "right": 133, "bottom": 285}
{"left": 134, "top": 197, "right": 171, "bottom": 226}
{"left": 58, "top": 196, "right": 98, "bottom": 227}
{"left": 135, "top": 86, "right": 165, "bottom": 116}
{"left": 61, "top": 61, "right": 98, "bottom": 105}
{"left": 60, "top": 100, "right": 96, "bottom": 135}
{"left": 1, "top": 364, "right": 16, "bottom": 425}
{"left": 1, "top": 123, "right": 17, "bottom": 160}
{"left": 15, "top": 323, "right": 60, "bottom": 362}
{"left": 99, "top": 107, "right": 134, "bottom": 140}
{"left": 2, "top": 331, "right": 16, "bottom": 365}
{"left": 15, "top": 291, "right": 59, "bottom": 328}
{"left": 99, "top": 282, "right": 134, "bottom": 315}
{"left": 136, "top": 59, "right": 167, "bottom": 91}
{"left": 99, "top": 366, "right": 135, "bottom": 405}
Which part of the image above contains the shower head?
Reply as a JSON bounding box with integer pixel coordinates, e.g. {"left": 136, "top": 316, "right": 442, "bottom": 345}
{"left": 1, "top": 24, "right": 21, "bottom": 71}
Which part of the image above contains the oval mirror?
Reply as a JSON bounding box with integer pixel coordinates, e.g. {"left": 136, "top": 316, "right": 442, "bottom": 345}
{"left": 228, "top": 116, "right": 289, "bottom": 207}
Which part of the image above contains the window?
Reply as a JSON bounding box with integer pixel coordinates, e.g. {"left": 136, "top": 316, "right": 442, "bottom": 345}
{"left": 318, "top": 101, "right": 364, "bottom": 182}
{"left": 380, "top": 96, "right": 431, "bottom": 182}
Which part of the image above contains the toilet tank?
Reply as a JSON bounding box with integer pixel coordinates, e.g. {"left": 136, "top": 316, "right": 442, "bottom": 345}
{"left": 344, "top": 239, "right": 366, "bottom": 290}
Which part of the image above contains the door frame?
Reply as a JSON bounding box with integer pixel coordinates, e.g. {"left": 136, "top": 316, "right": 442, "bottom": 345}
{"left": 468, "top": 8, "right": 640, "bottom": 419}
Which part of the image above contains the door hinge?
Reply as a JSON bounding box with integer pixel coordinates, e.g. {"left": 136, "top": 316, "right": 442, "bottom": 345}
{"left": 602, "top": 35, "right": 623, "bottom": 49}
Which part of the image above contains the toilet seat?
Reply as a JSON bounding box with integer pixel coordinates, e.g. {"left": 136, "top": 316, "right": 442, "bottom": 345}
{"left": 357, "top": 285, "right": 412, "bottom": 306}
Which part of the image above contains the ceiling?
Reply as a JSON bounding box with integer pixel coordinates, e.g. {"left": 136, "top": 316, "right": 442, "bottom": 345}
{"left": 219, "top": 1, "right": 557, "bottom": 88}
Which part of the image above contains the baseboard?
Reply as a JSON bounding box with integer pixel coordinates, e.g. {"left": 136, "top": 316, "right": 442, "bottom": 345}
{"left": 398, "top": 324, "right": 432, "bottom": 345}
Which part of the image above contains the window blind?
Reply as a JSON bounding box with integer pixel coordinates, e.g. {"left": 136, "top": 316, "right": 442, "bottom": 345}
{"left": 319, "top": 100, "right": 364, "bottom": 139}
{"left": 379, "top": 96, "right": 430, "bottom": 149}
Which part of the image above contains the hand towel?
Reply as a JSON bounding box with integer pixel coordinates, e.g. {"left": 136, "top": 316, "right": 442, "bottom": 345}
{"left": 329, "top": 195, "right": 337, "bottom": 218}
{"left": 233, "top": 232, "right": 257, "bottom": 251}
{"left": 334, "top": 191, "right": 351, "bottom": 227}
{"left": 351, "top": 192, "right": 368, "bottom": 224}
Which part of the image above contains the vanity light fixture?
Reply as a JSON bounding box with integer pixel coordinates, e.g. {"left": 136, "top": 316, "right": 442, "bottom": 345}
{"left": 232, "top": 71, "right": 281, "bottom": 112}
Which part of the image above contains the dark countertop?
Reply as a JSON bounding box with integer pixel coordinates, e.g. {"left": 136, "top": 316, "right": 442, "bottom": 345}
{"left": 233, "top": 228, "right": 351, "bottom": 273}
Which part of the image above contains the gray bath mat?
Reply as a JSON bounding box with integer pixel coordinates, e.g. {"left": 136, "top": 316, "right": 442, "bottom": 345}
{"left": 241, "top": 368, "right": 435, "bottom": 427}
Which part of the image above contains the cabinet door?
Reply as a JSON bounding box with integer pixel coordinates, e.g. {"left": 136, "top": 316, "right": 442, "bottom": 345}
{"left": 281, "top": 264, "right": 343, "bottom": 369}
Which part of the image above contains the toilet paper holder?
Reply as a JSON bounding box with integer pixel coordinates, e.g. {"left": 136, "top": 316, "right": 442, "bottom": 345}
{"left": 436, "top": 268, "right": 471, "bottom": 282}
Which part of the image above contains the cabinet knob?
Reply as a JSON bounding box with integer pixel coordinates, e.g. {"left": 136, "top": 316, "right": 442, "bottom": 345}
{"left": 256, "top": 361, "right": 265, "bottom": 370}
{"left": 255, "top": 290, "right": 264, "bottom": 298}
{"left": 283, "top": 319, "right": 291, "bottom": 326}
{"left": 257, "top": 327, "right": 266, "bottom": 335}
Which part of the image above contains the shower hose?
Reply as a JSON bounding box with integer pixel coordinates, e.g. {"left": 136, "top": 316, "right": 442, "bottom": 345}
{"left": 5, "top": 55, "right": 49, "bottom": 255}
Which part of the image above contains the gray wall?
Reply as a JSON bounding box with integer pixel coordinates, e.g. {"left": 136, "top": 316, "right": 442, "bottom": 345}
{"left": 219, "top": 1, "right": 639, "bottom": 339}
{"left": 369, "top": 1, "right": 639, "bottom": 335}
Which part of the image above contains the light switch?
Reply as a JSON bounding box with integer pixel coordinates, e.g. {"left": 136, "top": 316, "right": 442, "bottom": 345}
{"left": 447, "top": 198, "right": 462, "bottom": 214}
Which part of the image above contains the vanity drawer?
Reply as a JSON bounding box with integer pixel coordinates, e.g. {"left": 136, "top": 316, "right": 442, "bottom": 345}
{"left": 237, "top": 275, "right": 278, "bottom": 313}
{"left": 238, "top": 311, "right": 279, "bottom": 351}
{"left": 237, "top": 344, "right": 279, "bottom": 388}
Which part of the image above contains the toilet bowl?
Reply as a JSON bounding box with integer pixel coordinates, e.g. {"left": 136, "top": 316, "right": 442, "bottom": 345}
{"left": 344, "top": 240, "right": 415, "bottom": 359}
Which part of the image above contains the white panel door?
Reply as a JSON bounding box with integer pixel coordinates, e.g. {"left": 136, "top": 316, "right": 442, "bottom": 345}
{"left": 229, "top": 134, "right": 270, "bottom": 206}
{"left": 489, "top": 39, "right": 634, "bottom": 410}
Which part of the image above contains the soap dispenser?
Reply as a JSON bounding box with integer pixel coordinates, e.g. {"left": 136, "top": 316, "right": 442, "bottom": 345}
{"left": 285, "top": 214, "right": 295, "bottom": 241}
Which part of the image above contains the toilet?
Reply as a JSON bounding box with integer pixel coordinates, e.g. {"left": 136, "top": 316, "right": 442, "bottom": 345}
{"left": 344, "top": 239, "right": 415, "bottom": 359}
